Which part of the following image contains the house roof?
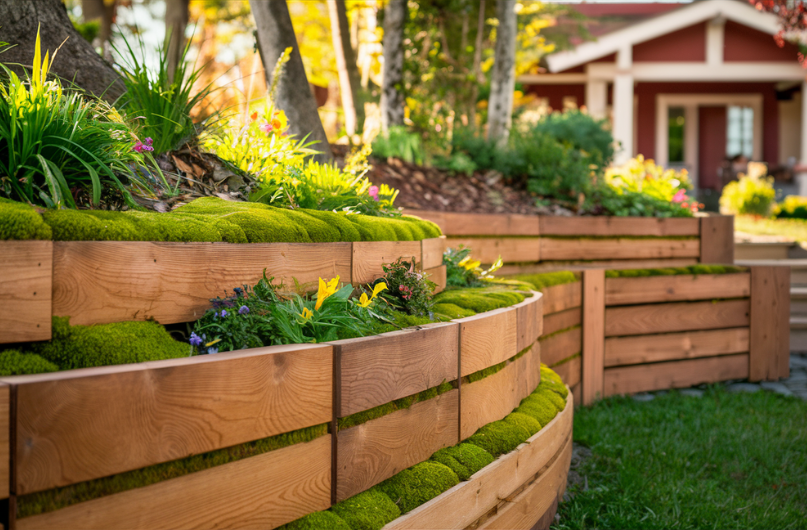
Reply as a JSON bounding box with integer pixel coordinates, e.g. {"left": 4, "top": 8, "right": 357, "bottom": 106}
{"left": 546, "top": 0, "right": 780, "bottom": 72}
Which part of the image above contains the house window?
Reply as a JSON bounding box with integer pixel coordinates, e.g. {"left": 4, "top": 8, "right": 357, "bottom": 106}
{"left": 727, "top": 106, "right": 753, "bottom": 158}
{"left": 668, "top": 107, "right": 685, "bottom": 163}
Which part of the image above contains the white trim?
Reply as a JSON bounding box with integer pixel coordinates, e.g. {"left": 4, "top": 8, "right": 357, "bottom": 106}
{"left": 587, "top": 62, "right": 805, "bottom": 82}
{"left": 706, "top": 17, "right": 725, "bottom": 66}
{"left": 613, "top": 74, "right": 634, "bottom": 165}
{"left": 586, "top": 80, "right": 608, "bottom": 120}
{"left": 547, "top": 0, "right": 780, "bottom": 73}
{"left": 617, "top": 45, "right": 632, "bottom": 71}
{"left": 516, "top": 74, "right": 587, "bottom": 84}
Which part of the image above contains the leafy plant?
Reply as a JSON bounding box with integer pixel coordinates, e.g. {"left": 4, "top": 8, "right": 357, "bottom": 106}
{"left": 371, "top": 126, "right": 426, "bottom": 165}
{"left": 444, "top": 246, "right": 503, "bottom": 287}
{"left": 605, "top": 155, "right": 692, "bottom": 202}
{"left": 587, "top": 185, "right": 696, "bottom": 218}
{"left": 719, "top": 163, "right": 776, "bottom": 217}
{"left": 531, "top": 110, "right": 614, "bottom": 171}
{"left": 375, "top": 257, "right": 436, "bottom": 316}
{"left": 773, "top": 195, "right": 807, "bottom": 219}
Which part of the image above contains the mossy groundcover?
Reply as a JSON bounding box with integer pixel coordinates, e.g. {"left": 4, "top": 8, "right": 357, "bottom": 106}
{"left": 0, "top": 196, "right": 441, "bottom": 243}
{"left": 506, "top": 271, "right": 579, "bottom": 292}
{"left": 604, "top": 264, "right": 747, "bottom": 278}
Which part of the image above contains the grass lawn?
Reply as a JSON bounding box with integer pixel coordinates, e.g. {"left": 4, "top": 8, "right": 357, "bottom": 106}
{"left": 554, "top": 388, "right": 807, "bottom": 530}
{"left": 735, "top": 215, "right": 807, "bottom": 243}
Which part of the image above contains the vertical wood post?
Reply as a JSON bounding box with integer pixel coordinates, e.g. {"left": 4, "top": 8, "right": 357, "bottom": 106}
{"left": 750, "top": 266, "right": 790, "bottom": 381}
{"left": 699, "top": 215, "right": 734, "bottom": 264}
{"left": 581, "top": 270, "right": 605, "bottom": 405}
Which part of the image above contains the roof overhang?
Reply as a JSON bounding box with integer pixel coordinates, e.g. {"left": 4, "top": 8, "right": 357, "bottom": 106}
{"left": 546, "top": 0, "right": 780, "bottom": 73}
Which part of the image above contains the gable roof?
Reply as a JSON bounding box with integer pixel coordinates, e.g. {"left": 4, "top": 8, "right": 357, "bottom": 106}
{"left": 546, "top": 0, "right": 780, "bottom": 73}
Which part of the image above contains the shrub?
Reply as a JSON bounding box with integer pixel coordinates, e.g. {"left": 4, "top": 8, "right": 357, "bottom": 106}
{"left": 774, "top": 195, "right": 807, "bottom": 219}
{"left": 531, "top": 110, "right": 614, "bottom": 170}
{"left": 719, "top": 163, "right": 776, "bottom": 216}
{"left": 371, "top": 126, "right": 426, "bottom": 165}
{"left": 588, "top": 184, "right": 696, "bottom": 217}
{"left": 375, "top": 256, "right": 436, "bottom": 316}
{"left": 605, "top": 155, "right": 692, "bottom": 202}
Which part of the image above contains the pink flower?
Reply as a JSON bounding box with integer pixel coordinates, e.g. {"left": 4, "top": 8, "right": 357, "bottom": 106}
{"left": 368, "top": 185, "right": 379, "bottom": 201}
{"left": 672, "top": 189, "right": 686, "bottom": 203}
{"left": 133, "top": 137, "right": 154, "bottom": 153}
{"left": 259, "top": 122, "right": 273, "bottom": 134}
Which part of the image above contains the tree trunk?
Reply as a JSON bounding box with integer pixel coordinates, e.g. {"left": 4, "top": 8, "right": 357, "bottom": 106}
{"left": 327, "top": 0, "right": 364, "bottom": 138}
{"left": 249, "top": 0, "right": 333, "bottom": 163}
{"left": 165, "top": 0, "right": 190, "bottom": 84}
{"left": 380, "top": 0, "right": 406, "bottom": 131}
{"left": 487, "top": 0, "right": 516, "bottom": 144}
{"left": 468, "top": 0, "right": 486, "bottom": 127}
{"left": 81, "top": 0, "right": 115, "bottom": 59}
{"left": 1, "top": 0, "right": 124, "bottom": 101}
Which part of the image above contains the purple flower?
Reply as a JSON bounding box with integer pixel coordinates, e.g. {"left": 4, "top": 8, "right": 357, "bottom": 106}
{"left": 189, "top": 332, "right": 203, "bottom": 346}
{"left": 207, "top": 347, "right": 219, "bottom": 354}
{"left": 220, "top": 309, "right": 228, "bottom": 317}
{"left": 133, "top": 138, "right": 154, "bottom": 153}
{"left": 368, "top": 185, "right": 379, "bottom": 201}
{"left": 239, "top": 305, "right": 249, "bottom": 315}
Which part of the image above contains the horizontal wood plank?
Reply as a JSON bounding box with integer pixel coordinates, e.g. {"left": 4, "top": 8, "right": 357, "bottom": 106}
{"left": 541, "top": 282, "right": 582, "bottom": 315}
{"left": 516, "top": 293, "right": 543, "bottom": 352}
{"left": 0, "top": 384, "right": 8, "bottom": 499}
{"left": 336, "top": 390, "right": 458, "bottom": 502}
{"left": 421, "top": 236, "right": 447, "bottom": 270}
{"left": 53, "top": 241, "right": 352, "bottom": 326}
{"left": 603, "top": 354, "right": 750, "bottom": 396}
{"left": 333, "top": 323, "right": 458, "bottom": 417}
{"left": 458, "top": 307, "right": 517, "bottom": 377}
{"left": 16, "top": 435, "right": 332, "bottom": 530}
{"left": 541, "top": 238, "right": 700, "bottom": 261}
{"left": 11, "top": 344, "right": 332, "bottom": 495}
{"left": 406, "top": 211, "right": 541, "bottom": 237}
{"left": 551, "top": 356, "right": 581, "bottom": 389}
{"left": 539, "top": 328, "right": 581, "bottom": 367}
{"left": 604, "top": 273, "right": 751, "bottom": 306}
{"left": 499, "top": 259, "right": 700, "bottom": 276}
{"left": 0, "top": 240, "right": 52, "bottom": 343}
{"left": 461, "top": 359, "right": 520, "bottom": 440}
{"left": 447, "top": 237, "right": 541, "bottom": 264}
{"left": 605, "top": 299, "right": 750, "bottom": 337}
{"left": 604, "top": 328, "right": 750, "bottom": 367}
{"left": 352, "top": 241, "right": 423, "bottom": 284}
{"left": 543, "top": 308, "right": 581, "bottom": 336}
{"left": 540, "top": 216, "right": 700, "bottom": 237}
{"left": 424, "top": 265, "right": 447, "bottom": 294}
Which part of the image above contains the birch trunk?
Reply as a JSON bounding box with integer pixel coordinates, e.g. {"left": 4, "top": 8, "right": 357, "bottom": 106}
{"left": 164, "top": 0, "right": 189, "bottom": 84}
{"left": 380, "top": 0, "right": 406, "bottom": 131}
{"left": 328, "top": 0, "right": 365, "bottom": 137}
{"left": 487, "top": 0, "right": 516, "bottom": 144}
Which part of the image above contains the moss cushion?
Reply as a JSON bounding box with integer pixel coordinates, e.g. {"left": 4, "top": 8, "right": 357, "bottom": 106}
{"left": 278, "top": 511, "right": 352, "bottom": 530}
{"left": 0, "top": 349, "right": 59, "bottom": 376}
{"left": 0, "top": 198, "right": 52, "bottom": 240}
{"left": 330, "top": 488, "right": 401, "bottom": 530}
{"left": 378, "top": 461, "right": 459, "bottom": 514}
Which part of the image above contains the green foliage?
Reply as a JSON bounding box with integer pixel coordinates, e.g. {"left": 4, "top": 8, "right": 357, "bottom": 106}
{"left": 720, "top": 169, "right": 776, "bottom": 217}
{"left": 0, "top": 349, "right": 58, "bottom": 376}
{"left": 430, "top": 443, "right": 494, "bottom": 481}
{"left": 604, "top": 155, "right": 692, "bottom": 202}
{"left": 531, "top": 110, "right": 614, "bottom": 171}
{"left": 378, "top": 461, "right": 460, "bottom": 514}
{"left": 330, "top": 488, "right": 401, "bottom": 530}
{"left": 376, "top": 256, "right": 436, "bottom": 316}
{"left": 466, "top": 419, "right": 531, "bottom": 456}
{"left": 587, "top": 185, "right": 696, "bottom": 218}
{"left": 443, "top": 245, "right": 503, "bottom": 287}
{"left": 31, "top": 317, "right": 189, "bottom": 370}
{"left": 508, "top": 271, "right": 579, "bottom": 291}
{"left": 0, "top": 30, "right": 150, "bottom": 209}
{"left": 604, "top": 265, "right": 747, "bottom": 278}
{"left": 70, "top": 18, "right": 100, "bottom": 43}
{"left": 774, "top": 195, "right": 807, "bottom": 219}
{"left": 0, "top": 197, "right": 51, "bottom": 240}
{"left": 371, "top": 126, "right": 425, "bottom": 165}
{"left": 279, "top": 512, "right": 351, "bottom": 530}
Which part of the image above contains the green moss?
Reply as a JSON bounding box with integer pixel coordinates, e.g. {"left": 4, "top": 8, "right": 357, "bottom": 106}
{"left": 278, "top": 511, "right": 352, "bottom": 530}
{"left": 431, "top": 443, "right": 493, "bottom": 480}
{"left": 347, "top": 214, "right": 399, "bottom": 241}
{"left": 504, "top": 412, "right": 542, "bottom": 437}
{"left": 516, "top": 394, "right": 560, "bottom": 427}
{"left": 535, "top": 386, "right": 567, "bottom": 412}
{"left": 0, "top": 349, "right": 59, "bottom": 375}
{"left": 466, "top": 419, "right": 531, "bottom": 457}
{"left": 330, "top": 487, "right": 401, "bottom": 530}
{"left": 540, "top": 364, "right": 564, "bottom": 386}
{"left": 278, "top": 208, "right": 342, "bottom": 242}
{"left": 339, "top": 380, "right": 455, "bottom": 430}
{"left": 550, "top": 352, "right": 581, "bottom": 368}
{"left": 433, "top": 288, "right": 525, "bottom": 313}
{"left": 432, "top": 303, "right": 476, "bottom": 319}
{"left": 378, "top": 461, "right": 459, "bottom": 514}
{"left": 302, "top": 210, "right": 363, "bottom": 241}
{"left": 539, "top": 325, "right": 581, "bottom": 342}
{"left": 0, "top": 198, "right": 52, "bottom": 240}
{"left": 466, "top": 360, "right": 506, "bottom": 384}
{"left": 507, "top": 271, "right": 579, "bottom": 292}
{"left": 18, "top": 423, "right": 328, "bottom": 518}
{"left": 540, "top": 378, "right": 569, "bottom": 400}
{"left": 31, "top": 317, "right": 189, "bottom": 370}
{"left": 604, "top": 265, "right": 748, "bottom": 278}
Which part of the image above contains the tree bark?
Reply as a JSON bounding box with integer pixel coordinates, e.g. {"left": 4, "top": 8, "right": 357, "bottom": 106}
{"left": 249, "top": 0, "right": 333, "bottom": 163}
{"left": 164, "top": 0, "right": 190, "bottom": 84}
{"left": 327, "top": 0, "right": 364, "bottom": 137}
{"left": 487, "top": 0, "right": 516, "bottom": 144}
{"left": 380, "top": 0, "right": 406, "bottom": 131}
{"left": 468, "top": 0, "right": 486, "bottom": 127}
{"left": 1, "top": 0, "right": 124, "bottom": 102}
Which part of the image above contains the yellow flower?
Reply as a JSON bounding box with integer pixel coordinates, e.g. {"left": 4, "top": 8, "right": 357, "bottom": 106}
{"left": 372, "top": 282, "right": 387, "bottom": 298}
{"left": 463, "top": 260, "right": 481, "bottom": 271}
{"left": 357, "top": 293, "right": 372, "bottom": 308}
{"left": 458, "top": 256, "right": 470, "bottom": 267}
{"left": 205, "top": 338, "right": 222, "bottom": 347}
{"left": 315, "top": 276, "right": 340, "bottom": 310}
{"left": 299, "top": 307, "right": 313, "bottom": 321}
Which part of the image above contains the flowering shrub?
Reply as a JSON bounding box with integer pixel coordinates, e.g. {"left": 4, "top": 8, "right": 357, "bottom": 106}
{"left": 444, "top": 246, "right": 503, "bottom": 288}
{"left": 774, "top": 195, "right": 807, "bottom": 219}
{"left": 720, "top": 163, "right": 776, "bottom": 217}
{"left": 605, "top": 155, "right": 692, "bottom": 202}
{"left": 375, "top": 257, "right": 436, "bottom": 316}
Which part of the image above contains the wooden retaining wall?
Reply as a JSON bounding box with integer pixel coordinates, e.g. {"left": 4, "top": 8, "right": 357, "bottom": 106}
{"left": 540, "top": 282, "right": 583, "bottom": 402}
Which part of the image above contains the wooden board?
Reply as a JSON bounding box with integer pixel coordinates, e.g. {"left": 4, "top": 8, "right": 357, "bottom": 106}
{"left": 0, "top": 240, "right": 52, "bottom": 343}
{"left": 541, "top": 282, "right": 581, "bottom": 315}
{"left": 446, "top": 237, "right": 541, "bottom": 264}
{"left": 515, "top": 345, "right": 542, "bottom": 405}
{"left": 539, "top": 328, "right": 581, "bottom": 367}
{"left": 16, "top": 434, "right": 332, "bottom": 530}
{"left": 582, "top": 270, "right": 605, "bottom": 406}
{"left": 499, "top": 259, "right": 699, "bottom": 276}
{"left": 539, "top": 216, "right": 700, "bottom": 237}
{"left": 604, "top": 328, "right": 750, "bottom": 367}
{"left": 460, "top": 359, "right": 520, "bottom": 440}
{"left": 352, "top": 241, "right": 423, "bottom": 284}
{"left": 406, "top": 211, "right": 541, "bottom": 237}
{"left": 540, "top": 238, "right": 700, "bottom": 261}
{"left": 0, "top": 384, "right": 8, "bottom": 499}
{"left": 604, "top": 273, "right": 751, "bottom": 306}
{"left": 750, "top": 267, "right": 791, "bottom": 381}
{"left": 9, "top": 343, "right": 332, "bottom": 495}
{"left": 52, "top": 241, "right": 352, "bottom": 326}
{"left": 543, "top": 307, "right": 581, "bottom": 336}
{"left": 421, "top": 236, "right": 447, "bottom": 270}
{"left": 336, "top": 390, "right": 458, "bottom": 502}
{"left": 457, "top": 307, "right": 517, "bottom": 377}
{"left": 333, "top": 323, "right": 458, "bottom": 417}
{"left": 605, "top": 299, "right": 750, "bottom": 337}
{"left": 603, "top": 354, "right": 750, "bottom": 396}
{"left": 551, "top": 356, "right": 581, "bottom": 389}
{"left": 700, "top": 215, "right": 734, "bottom": 264}
{"left": 424, "top": 265, "right": 447, "bottom": 294}
{"left": 515, "top": 293, "right": 543, "bottom": 352}
{"left": 383, "top": 392, "right": 573, "bottom": 530}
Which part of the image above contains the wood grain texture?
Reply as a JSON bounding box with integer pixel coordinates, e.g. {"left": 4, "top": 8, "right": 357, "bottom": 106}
{"left": 53, "top": 241, "right": 352, "bottom": 326}
{"left": 0, "top": 240, "right": 52, "bottom": 343}
{"left": 457, "top": 307, "right": 517, "bottom": 377}
{"left": 603, "top": 354, "right": 750, "bottom": 396}
{"left": 383, "top": 391, "right": 573, "bottom": 530}
{"left": 446, "top": 237, "right": 541, "bottom": 264}
{"left": 516, "top": 292, "right": 543, "bottom": 352}
{"left": 541, "top": 282, "right": 582, "bottom": 315}
{"left": 582, "top": 270, "right": 605, "bottom": 406}
{"left": 499, "top": 259, "right": 699, "bottom": 277}
{"left": 543, "top": 308, "right": 581, "bottom": 336}
{"left": 333, "top": 323, "right": 458, "bottom": 417}
{"left": 750, "top": 267, "right": 791, "bottom": 381}
{"left": 352, "top": 241, "right": 423, "bottom": 284}
{"left": 700, "top": 215, "right": 734, "bottom": 264}
{"left": 424, "top": 265, "right": 447, "bottom": 294}
{"left": 604, "top": 273, "right": 751, "bottom": 306}
{"left": 539, "top": 328, "right": 581, "bottom": 367}
{"left": 551, "top": 356, "right": 581, "bottom": 389}
{"left": 336, "top": 390, "right": 458, "bottom": 502}
{"left": 460, "top": 359, "right": 520, "bottom": 440}
{"left": 540, "top": 216, "right": 699, "bottom": 237}
{"left": 9, "top": 344, "right": 332, "bottom": 495}
{"left": 515, "top": 345, "right": 542, "bottom": 405}
{"left": 0, "top": 384, "right": 8, "bottom": 499}
{"left": 604, "top": 328, "right": 750, "bottom": 367}
{"left": 605, "top": 299, "right": 750, "bottom": 337}
{"left": 405, "top": 210, "right": 541, "bottom": 236}
{"left": 16, "top": 435, "right": 332, "bottom": 530}
{"left": 541, "top": 237, "right": 700, "bottom": 261}
{"left": 421, "top": 236, "right": 447, "bottom": 269}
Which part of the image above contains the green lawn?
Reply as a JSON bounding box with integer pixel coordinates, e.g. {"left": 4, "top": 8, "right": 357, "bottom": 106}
{"left": 554, "top": 388, "right": 807, "bottom": 530}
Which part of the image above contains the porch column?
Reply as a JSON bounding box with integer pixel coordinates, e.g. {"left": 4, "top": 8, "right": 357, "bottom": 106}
{"left": 586, "top": 80, "right": 607, "bottom": 121}
{"left": 613, "top": 46, "right": 634, "bottom": 165}
{"left": 799, "top": 80, "right": 807, "bottom": 196}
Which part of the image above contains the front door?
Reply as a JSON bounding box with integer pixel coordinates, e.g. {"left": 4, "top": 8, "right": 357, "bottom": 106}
{"left": 698, "top": 106, "right": 727, "bottom": 190}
